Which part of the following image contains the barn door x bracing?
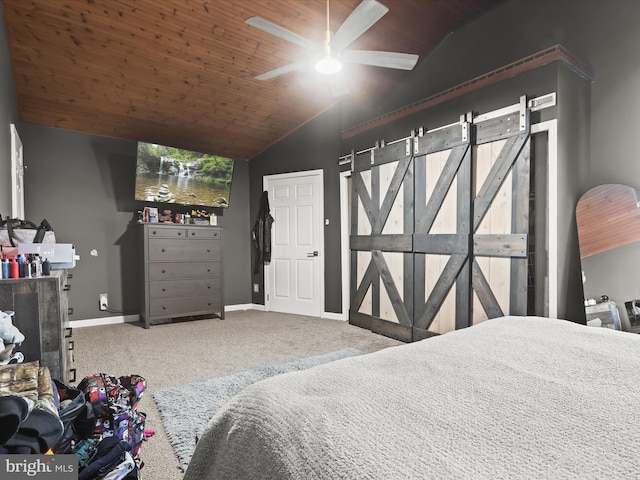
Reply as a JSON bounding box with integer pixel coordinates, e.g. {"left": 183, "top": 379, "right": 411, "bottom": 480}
{"left": 350, "top": 104, "right": 531, "bottom": 342}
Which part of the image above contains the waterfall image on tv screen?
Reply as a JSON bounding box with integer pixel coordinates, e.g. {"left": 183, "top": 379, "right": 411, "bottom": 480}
{"left": 135, "top": 142, "right": 235, "bottom": 208}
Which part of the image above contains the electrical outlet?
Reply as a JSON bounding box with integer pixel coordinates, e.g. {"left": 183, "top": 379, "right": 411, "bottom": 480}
{"left": 99, "top": 293, "right": 108, "bottom": 311}
{"left": 253, "top": 283, "right": 259, "bottom": 293}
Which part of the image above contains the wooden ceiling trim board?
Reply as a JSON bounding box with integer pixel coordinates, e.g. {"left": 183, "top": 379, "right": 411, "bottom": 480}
{"left": 7, "top": 14, "right": 331, "bottom": 105}
{"left": 17, "top": 88, "right": 302, "bottom": 139}
{"left": 21, "top": 88, "right": 295, "bottom": 150}
{"left": 136, "top": 2, "right": 312, "bottom": 70}
{"left": 15, "top": 113, "right": 290, "bottom": 154}
{"left": 38, "top": 21, "right": 255, "bottom": 79}
{"left": 11, "top": 52, "right": 319, "bottom": 124}
{"left": 13, "top": 67, "right": 316, "bottom": 121}
{"left": 342, "top": 44, "right": 591, "bottom": 139}
{"left": 15, "top": 4, "right": 283, "bottom": 82}
{"left": 16, "top": 97, "right": 272, "bottom": 159}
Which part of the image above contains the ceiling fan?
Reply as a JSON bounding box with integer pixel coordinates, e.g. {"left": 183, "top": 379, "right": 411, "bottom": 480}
{"left": 245, "top": 0, "right": 419, "bottom": 97}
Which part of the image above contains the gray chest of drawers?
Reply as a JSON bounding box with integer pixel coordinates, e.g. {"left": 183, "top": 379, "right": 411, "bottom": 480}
{"left": 140, "top": 224, "right": 224, "bottom": 328}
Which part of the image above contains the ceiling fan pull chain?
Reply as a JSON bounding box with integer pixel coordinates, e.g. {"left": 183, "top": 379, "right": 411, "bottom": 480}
{"left": 326, "top": 0, "right": 330, "bottom": 33}
{"left": 325, "top": 0, "right": 333, "bottom": 49}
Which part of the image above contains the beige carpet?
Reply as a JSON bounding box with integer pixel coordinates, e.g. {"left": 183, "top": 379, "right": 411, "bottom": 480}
{"left": 71, "top": 310, "right": 403, "bottom": 479}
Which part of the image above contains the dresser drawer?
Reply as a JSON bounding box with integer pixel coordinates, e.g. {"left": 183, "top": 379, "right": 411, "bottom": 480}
{"left": 187, "top": 228, "right": 221, "bottom": 239}
{"left": 148, "top": 261, "right": 220, "bottom": 280}
{"left": 148, "top": 238, "right": 221, "bottom": 261}
{"left": 149, "top": 278, "right": 222, "bottom": 299}
{"left": 147, "top": 226, "right": 188, "bottom": 238}
{"left": 150, "top": 294, "right": 222, "bottom": 317}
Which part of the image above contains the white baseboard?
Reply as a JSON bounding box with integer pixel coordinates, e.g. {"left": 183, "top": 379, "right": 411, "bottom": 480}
{"left": 71, "top": 303, "right": 272, "bottom": 328}
{"left": 323, "top": 311, "right": 347, "bottom": 321}
{"left": 225, "top": 303, "right": 265, "bottom": 312}
{"left": 71, "top": 304, "right": 345, "bottom": 327}
{"left": 70, "top": 314, "right": 140, "bottom": 328}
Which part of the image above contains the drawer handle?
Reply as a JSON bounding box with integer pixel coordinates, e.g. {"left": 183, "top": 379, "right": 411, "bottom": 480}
{"left": 162, "top": 305, "right": 167, "bottom": 310}
{"left": 207, "top": 268, "right": 211, "bottom": 272}
{"left": 207, "top": 249, "right": 211, "bottom": 253}
{"left": 178, "top": 232, "right": 183, "bottom": 236}
{"left": 162, "top": 287, "right": 167, "bottom": 292}
{"left": 161, "top": 248, "right": 166, "bottom": 252}
{"left": 191, "top": 232, "right": 196, "bottom": 236}
{"left": 152, "top": 230, "right": 158, "bottom": 235}
{"left": 63, "top": 284, "right": 71, "bottom": 291}
{"left": 162, "top": 269, "right": 166, "bottom": 274}
{"left": 69, "top": 368, "right": 77, "bottom": 384}
{"left": 68, "top": 307, "right": 74, "bottom": 315}
{"left": 68, "top": 340, "right": 75, "bottom": 351}
{"left": 67, "top": 273, "right": 73, "bottom": 279}
{"left": 65, "top": 327, "right": 73, "bottom": 338}
{"left": 208, "top": 284, "right": 211, "bottom": 289}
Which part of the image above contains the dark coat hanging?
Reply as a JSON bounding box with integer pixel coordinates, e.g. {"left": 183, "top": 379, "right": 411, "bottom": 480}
{"left": 252, "top": 191, "right": 274, "bottom": 274}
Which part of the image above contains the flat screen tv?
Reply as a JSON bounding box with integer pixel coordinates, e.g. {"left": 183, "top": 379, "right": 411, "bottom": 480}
{"left": 135, "top": 142, "right": 235, "bottom": 208}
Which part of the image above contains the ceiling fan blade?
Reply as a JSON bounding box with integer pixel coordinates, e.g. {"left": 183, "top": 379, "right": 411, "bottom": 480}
{"left": 330, "top": 0, "right": 389, "bottom": 51}
{"left": 245, "top": 16, "right": 317, "bottom": 51}
{"left": 254, "top": 60, "right": 308, "bottom": 81}
{"left": 343, "top": 50, "right": 419, "bottom": 70}
{"left": 327, "top": 75, "right": 350, "bottom": 97}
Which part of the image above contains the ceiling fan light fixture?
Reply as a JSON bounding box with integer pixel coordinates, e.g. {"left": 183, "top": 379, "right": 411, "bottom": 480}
{"left": 247, "top": 0, "right": 417, "bottom": 94}
{"left": 315, "top": 56, "right": 342, "bottom": 75}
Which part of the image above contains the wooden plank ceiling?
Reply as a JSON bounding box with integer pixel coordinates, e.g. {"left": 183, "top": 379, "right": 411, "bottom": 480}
{"left": 2, "top": 0, "right": 504, "bottom": 160}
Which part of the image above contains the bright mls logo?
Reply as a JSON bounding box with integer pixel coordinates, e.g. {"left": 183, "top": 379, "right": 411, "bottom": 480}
{"left": 1, "top": 455, "right": 77, "bottom": 479}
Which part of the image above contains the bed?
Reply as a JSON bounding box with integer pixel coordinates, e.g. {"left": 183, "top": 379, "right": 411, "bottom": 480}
{"left": 184, "top": 316, "right": 640, "bottom": 479}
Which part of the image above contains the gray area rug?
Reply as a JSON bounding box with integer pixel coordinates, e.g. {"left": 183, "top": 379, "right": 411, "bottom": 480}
{"left": 153, "top": 348, "right": 363, "bottom": 471}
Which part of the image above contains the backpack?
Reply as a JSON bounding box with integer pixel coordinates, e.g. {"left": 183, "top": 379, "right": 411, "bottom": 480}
{"left": 78, "top": 374, "right": 146, "bottom": 459}
{"left": 52, "top": 379, "right": 95, "bottom": 454}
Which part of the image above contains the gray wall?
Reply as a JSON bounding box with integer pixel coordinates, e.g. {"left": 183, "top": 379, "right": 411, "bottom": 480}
{"left": 5, "top": 0, "right": 640, "bottom": 323}
{"left": 0, "top": 0, "right": 18, "bottom": 216}
{"left": 340, "top": 63, "right": 591, "bottom": 322}
{"left": 581, "top": 241, "right": 640, "bottom": 325}
{"left": 249, "top": 106, "right": 343, "bottom": 313}
{"left": 248, "top": 0, "right": 640, "bottom": 321}
{"left": 358, "top": 0, "right": 640, "bottom": 191}
{"left": 17, "top": 123, "right": 251, "bottom": 321}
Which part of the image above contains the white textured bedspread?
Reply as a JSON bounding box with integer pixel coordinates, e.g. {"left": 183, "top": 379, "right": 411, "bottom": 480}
{"left": 184, "top": 316, "right": 640, "bottom": 479}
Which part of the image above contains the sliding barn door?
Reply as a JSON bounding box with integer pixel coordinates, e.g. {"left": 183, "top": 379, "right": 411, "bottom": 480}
{"left": 349, "top": 140, "right": 415, "bottom": 341}
{"left": 469, "top": 111, "right": 531, "bottom": 328}
{"left": 412, "top": 118, "right": 473, "bottom": 339}
{"left": 349, "top": 107, "right": 531, "bottom": 341}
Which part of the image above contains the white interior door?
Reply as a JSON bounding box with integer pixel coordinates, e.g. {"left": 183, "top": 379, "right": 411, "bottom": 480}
{"left": 10, "top": 124, "right": 25, "bottom": 219}
{"left": 265, "top": 170, "right": 323, "bottom": 317}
